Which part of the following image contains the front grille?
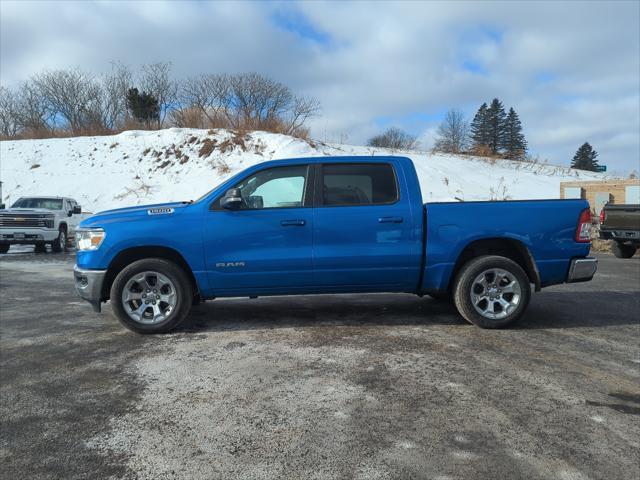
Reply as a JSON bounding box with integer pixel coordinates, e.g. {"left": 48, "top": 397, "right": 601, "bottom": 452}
{"left": 0, "top": 215, "right": 53, "bottom": 228}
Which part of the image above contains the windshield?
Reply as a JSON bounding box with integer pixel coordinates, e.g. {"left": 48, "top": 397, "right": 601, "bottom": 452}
{"left": 11, "top": 198, "right": 63, "bottom": 210}
{"left": 192, "top": 168, "right": 247, "bottom": 204}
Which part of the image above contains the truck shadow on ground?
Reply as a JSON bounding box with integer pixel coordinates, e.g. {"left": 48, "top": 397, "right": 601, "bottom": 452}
{"left": 177, "top": 290, "right": 638, "bottom": 333}
{"left": 180, "top": 294, "right": 464, "bottom": 333}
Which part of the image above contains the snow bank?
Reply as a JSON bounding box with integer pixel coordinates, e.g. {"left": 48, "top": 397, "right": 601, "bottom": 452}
{"left": 0, "top": 128, "right": 608, "bottom": 212}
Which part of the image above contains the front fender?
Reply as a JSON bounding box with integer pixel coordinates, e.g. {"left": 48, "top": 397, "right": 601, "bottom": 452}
{"left": 75, "top": 212, "right": 205, "bottom": 273}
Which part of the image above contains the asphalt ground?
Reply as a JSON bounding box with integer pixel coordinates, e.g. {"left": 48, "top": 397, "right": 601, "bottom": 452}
{"left": 0, "top": 248, "right": 639, "bottom": 480}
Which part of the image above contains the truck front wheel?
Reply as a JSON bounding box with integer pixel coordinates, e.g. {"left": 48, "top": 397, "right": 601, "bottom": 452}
{"left": 453, "top": 255, "right": 531, "bottom": 329}
{"left": 0, "top": 244, "right": 9, "bottom": 254}
{"left": 611, "top": 241, "right": 636, "bottom": 259}
{"left": 110, "top": 258, "right": 193, "bottom": 334}
{"left": 51, "top": 227, "right": 67, "bottom": 253}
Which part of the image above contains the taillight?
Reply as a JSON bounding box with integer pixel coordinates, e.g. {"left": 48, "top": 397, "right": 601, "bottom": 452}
{"left": 575, "top": 208, "right": 592, "bottom": 243}
{"left": 599, "top": 209, "right": 605, "bottom": 225}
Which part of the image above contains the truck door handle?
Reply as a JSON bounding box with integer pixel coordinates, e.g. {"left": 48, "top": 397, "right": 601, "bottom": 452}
{"left": 378, "top": 216, "right": 403, "bottom": 223}
{"left": 280, "top": 219, "right": 306, "bottom": 227}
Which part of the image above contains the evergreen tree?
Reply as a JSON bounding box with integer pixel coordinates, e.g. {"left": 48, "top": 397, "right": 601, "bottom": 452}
{"left": 486, "top": 98, "right": 506, "bottom": 155}
{"left": 126, "top": 88, "right": 160, "bottom": 127}
{"left": 470, "top": 102, "right": 490, "bottom": 150}
{"left": 571, "top": 142, "right": 600, "bottom": 171}
{"left": 502, "top": 107, "right": 527, "bottom": 159}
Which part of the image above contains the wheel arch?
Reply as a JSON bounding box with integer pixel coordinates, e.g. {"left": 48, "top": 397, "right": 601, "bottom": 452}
{"left": 102, "top": 246, "right": 199, "bottom": 300}
{"left": 449, "top": 237, "right": 541, "bottom": 292}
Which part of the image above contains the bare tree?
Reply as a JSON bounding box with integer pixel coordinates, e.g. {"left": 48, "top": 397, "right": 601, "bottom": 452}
{"left": 367, "top": 127, "right": 418, "bottom": 150}
{"left": 229, "top": 73, "right": 290, "bottom": 127}
{"left": 179, "top": 73, "right": 232, "bottom": 126}
{"left": 15, "top": 80, "right": 53, "bottom": 135}
{"left": 140, "top": 62, "right": 177, "bottom": 127}
{"left": 33, "top": 69, "right": 104, "bottom": 133}
{"left": 0, "top": 87, "right": 20, "bottom": 137}
{"left": 286, "top": 95, "right": 321, "bottom": 134}
{"left": 433, "top": 108, "right": 469, "bottom": 154}
{"left": 1, "top": 65, "right": 321, "bottom": 139}
{"left": 220, "top": 73, "right": 319, "bottom": 134}
{"left": 177, "top": 72, "right": 319, "bottom": 135}
{"left": 101, "top": 62, "right": 133, "bottom": 130}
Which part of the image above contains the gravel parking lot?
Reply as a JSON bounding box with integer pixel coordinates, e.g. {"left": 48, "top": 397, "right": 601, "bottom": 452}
{"left": 1, "top": 249, "right": 639, "bottom": 480}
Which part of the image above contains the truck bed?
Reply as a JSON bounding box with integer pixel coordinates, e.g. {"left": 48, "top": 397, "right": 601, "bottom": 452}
{"left": 422, "top": 199, "right": 591, "bottom": 293}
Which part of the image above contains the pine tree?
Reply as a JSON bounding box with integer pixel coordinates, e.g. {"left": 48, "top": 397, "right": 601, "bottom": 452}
{"left": 470, "top": 102, "right": 490, "bottom": 151}
{"left": 571, "top": 142, "right": 600, "bottom": 171}
{"left": 126, "top": 88, "right": 160, "bottom": 127}
{"left": 486, "top": 98, "right": 506, "bottom": 155}
{"left": 502, "top": 107, "right": 527, "bottom": 159}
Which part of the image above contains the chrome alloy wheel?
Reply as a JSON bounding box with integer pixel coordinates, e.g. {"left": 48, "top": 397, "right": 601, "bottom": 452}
{"left": 470, "top": 268, "right": 522, "bottom": 320}
{"left": 59, "top": 230, "right": 66, "bottom": 250}
{"left": 121, "top": 271, "right": 177, "bottom": 324}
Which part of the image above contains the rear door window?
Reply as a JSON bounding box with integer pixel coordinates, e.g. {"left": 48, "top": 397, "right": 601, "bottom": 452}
{"left": 321, "top": 164, "right": 398, "bottom": 206}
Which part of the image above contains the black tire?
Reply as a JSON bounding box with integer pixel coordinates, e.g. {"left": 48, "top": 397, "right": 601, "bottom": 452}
{"left": 110, "top": 258, "right": 193, "bottom": 334}
{"left": 51, "top": 227, "right": 67, "bottom": 253}
{"left": 34, "top": 242, "right": 47, "bottom": 253}
{"left": 0, "top": 244, "right": 9, "bottom": 254}
{"left": 453, "top": 255, "right": 531, "bottom": 329}
{"left": 611, "top": 242, "right": 636, "bottom": 259}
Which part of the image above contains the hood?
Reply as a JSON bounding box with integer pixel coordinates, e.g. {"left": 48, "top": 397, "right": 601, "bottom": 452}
{"left": 79, "top": 201, "right": 191, "bottom": 228}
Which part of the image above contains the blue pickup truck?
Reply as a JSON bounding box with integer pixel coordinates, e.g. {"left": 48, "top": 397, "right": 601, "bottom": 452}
{"left": 73, "top": 156, "right": 597, "bottom": 333}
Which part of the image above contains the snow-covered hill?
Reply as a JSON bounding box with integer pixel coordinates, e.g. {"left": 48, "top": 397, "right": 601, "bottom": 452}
{"left": 0, "top": 128, "right": 608, "bottom": 213}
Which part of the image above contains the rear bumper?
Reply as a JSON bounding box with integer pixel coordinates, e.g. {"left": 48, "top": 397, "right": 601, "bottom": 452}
{"left": 567, "top": 257, "right": 597, "bottom": 283}
{"left": 73, "top": 265, "right": 106, "bottom": 312}
{"left": 600, "top": 229, "right": 640, "bottom": 243}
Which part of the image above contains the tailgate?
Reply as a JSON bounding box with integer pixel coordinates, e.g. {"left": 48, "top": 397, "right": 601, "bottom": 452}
{"left": 603, "top": 205, "right": 640, "bottom": 230}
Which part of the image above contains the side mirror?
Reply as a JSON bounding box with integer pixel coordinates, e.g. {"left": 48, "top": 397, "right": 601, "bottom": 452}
{"left": 73, "top": 205, "right": 82, "bottom": 214}
{"left": 221, "top": 188, "right": 243, "bottom": 210}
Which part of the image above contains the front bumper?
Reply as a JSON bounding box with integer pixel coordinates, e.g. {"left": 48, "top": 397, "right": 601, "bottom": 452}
{"left": 0, "top": 227, "right": 59, "bottom": 243}
{"left": 73, "top": 265, "right": 106, "bottom": 312}
{"left": 567, "top": 257, "right": 597, "bottom": 283}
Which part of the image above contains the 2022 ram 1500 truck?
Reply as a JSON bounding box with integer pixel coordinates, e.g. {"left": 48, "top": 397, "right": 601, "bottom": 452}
{"left": 73, "top": 156, "right": 597, "bottom": 333}
{"left": 0, "top": 196, "right": 84, "bottom": 253}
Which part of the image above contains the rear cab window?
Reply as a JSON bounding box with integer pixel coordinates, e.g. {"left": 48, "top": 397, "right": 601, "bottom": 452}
{"left": 320, "top": 163, "right": 399, "bottom": 206}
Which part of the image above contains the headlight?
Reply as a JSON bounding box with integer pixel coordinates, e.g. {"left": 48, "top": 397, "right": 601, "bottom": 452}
{"left": 75, "top": 229, "right": 106, "bottom": 251}
{"left": 45, "top": 215, "right": 54, "bottom": 228}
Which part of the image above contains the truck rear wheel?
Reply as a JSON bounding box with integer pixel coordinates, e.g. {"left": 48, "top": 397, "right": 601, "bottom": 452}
{"left": 0, "top": 244, "right": 9, "bottom": 254}
{"left": 110, "top": 258, "right": 193, "bottom": 334}
{"left": 453, "top": 255, "right": 531, "bottom": 329}
{"left": 51, "top": 227, "right": 67, "bottom": 253}
{"left": 611, "top": 241, "right": 636, "bottom": 259}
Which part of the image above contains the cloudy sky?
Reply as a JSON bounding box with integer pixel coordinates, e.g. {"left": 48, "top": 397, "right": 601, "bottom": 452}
{"left": 1, "top": 0, "right": 639, "bottom": 172}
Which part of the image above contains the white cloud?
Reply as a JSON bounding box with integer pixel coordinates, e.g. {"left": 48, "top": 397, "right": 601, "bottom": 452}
{"left": 1, "top": 0, "right": 638, "bottom": 172}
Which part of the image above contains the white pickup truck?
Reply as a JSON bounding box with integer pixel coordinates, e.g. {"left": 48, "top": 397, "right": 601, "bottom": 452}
{"left": 0, "top": 196, "right": 87, "bottom": 253}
